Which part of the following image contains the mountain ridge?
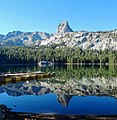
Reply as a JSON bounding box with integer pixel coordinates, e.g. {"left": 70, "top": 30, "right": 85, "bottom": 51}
{"left": 0, "top": 21, "right": 117, "bottom": 50}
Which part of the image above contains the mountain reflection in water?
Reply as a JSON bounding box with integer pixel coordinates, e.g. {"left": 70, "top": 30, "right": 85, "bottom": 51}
{"left": 0, "top": 76, "right": 117, "bottom": 107}
{"left": 0, "top": 65, "right": 117, "bottom": 114}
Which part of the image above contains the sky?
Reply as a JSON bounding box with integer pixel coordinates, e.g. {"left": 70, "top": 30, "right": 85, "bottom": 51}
{"left": 0, "top": 0, "right": 117, "bottom": 35}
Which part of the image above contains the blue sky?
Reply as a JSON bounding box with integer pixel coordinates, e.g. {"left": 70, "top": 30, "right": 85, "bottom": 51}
{"left": 0, "top": 0, "right": 117, "bottom": 34}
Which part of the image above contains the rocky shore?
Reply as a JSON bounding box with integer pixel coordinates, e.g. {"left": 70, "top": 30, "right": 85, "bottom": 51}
{"left": 0, "top": 105, "right": 117, "bottom": 120}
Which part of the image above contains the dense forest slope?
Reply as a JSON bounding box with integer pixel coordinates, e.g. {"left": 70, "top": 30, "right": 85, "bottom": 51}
{"left": 0, "top": 46, "right": 116, "bottom": 64}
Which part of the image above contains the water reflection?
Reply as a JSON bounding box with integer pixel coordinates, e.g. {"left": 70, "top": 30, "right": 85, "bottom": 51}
{"left": 0, "top": 65, "right": 117, "bottom": 114}
{"left": 0, "top": 65, "right": 117, "bottom": 107}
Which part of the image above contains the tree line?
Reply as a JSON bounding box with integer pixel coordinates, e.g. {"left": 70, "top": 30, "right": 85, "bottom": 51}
{"left": 0, "top": 45, "right": 117, "bottom": 64}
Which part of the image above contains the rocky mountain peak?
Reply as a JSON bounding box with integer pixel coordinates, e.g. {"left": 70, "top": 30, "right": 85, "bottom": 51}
{"left": 57, "top": 21, "right": 73, "bottom": 34}
{"left": 4, "top": 31, "right": 23, "bottom": 40}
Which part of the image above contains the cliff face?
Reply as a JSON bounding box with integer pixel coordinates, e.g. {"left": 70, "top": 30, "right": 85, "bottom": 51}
{"left": 1, "top": 77, "right": 117, "bottom": 106}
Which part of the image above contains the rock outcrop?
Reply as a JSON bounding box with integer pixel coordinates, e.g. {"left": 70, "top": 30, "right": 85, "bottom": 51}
{"left": 57, "top": 21, "right": 73, "bottom": 34}
{"left": 40, "top": 30, "right": 117, "bottom": 50}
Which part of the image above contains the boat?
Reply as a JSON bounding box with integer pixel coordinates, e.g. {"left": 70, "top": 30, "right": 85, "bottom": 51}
{"left": 38, "top": 61, "right": 52, "bottom": 67}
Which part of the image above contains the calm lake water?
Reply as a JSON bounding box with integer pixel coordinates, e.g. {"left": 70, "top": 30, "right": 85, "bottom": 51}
{"left": 0, "top": 65, "right": 117, "bottom": 115}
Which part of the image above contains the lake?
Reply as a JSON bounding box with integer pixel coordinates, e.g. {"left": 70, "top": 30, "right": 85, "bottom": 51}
{"left": 0, "top": 64, "right": 117, "bottom": 115}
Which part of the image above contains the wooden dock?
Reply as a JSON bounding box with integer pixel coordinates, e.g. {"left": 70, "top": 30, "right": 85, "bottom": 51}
{"left": 0, "top": 71, "right": 55, "bottom": 84}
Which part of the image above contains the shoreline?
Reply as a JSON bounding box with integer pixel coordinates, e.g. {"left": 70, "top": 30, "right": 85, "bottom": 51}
{"left": 0, "top": 63, "right": 116, "bottom": 66}
{"left": 1, "top": 105, "right": 117, "bottom": 120}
